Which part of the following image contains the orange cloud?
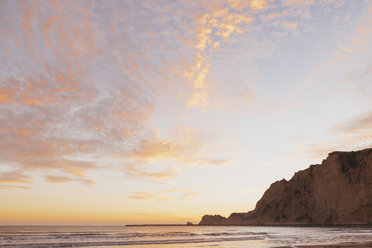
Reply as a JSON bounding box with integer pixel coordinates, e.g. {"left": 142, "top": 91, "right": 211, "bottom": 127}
{"left": 227, "top": 0, "right": 268, "bottom": 11}
{"left": 128, "top": 192, "right": 170, "bottom": 201}
{"left": 0, "top": 88, "right": 13, "bottom": 104}
{"left": 125, "top": 164, "right": 179, "bottom": 180}
{"left": 179, "top": 191, "right": 199, "bottom": 199}
{"left": 284, "top": 21, "right": 298, "bottom": 28}
{"left": 45, "top": 175, "right": 71, "bottom": 183}
{"left": 127, "top": 130, "right": 233, "bottom": 170}
{"left": 303, "top": 135, "right": 372, "bottom": 160}
{"left": 128, "top": 187, "right": 205, "bottom": 201}
{"left": 131, "top": 139, "right": 181, "bottom": 161}
{"left": 0, "top": 171, "right": 32, "bottom": 184}
{"left": 45, "top": 175, "right": 94, "bottom": 185}
{"left": 302, "top": 111, "right": 372, "bottom": 159}
{"left": 186, "top": 88, "right": 210, "bottom": 109}
{"left": 214, "top": 13, "right": 253, "bottom": 39}
{"left": 335, "top": 112, "right": 372, "bottom": 134}
{"left": 340, "top": 46, "right": 353, "bottom": 53}
{"left": 184, "top": 1, "right": 256, "bottom": 109}
{"left": 24, "top": 159, "right": 98, "bottom": 178}
{"left": 0, "top": 185, "right": 32, "bottom": 190}
{"left": 0, "top": 1, "right": 241, "bottom": 187}
{"left": 250, "top": 0, "right": 267, "bottom": 10}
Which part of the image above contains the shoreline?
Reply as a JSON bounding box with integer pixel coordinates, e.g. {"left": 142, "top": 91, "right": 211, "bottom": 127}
{"left": 126, "top": 224, "right": 372, "bottom": 228}
{"left": 296, "top": 242, "right": 372, "bottom": 248}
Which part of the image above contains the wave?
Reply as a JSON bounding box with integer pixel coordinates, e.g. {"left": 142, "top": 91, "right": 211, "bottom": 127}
{"left": 0, "top": 236, "right": 267, "bottom": 248}
{"left": 1, "top": 226, "right": 372, "bottom": 248}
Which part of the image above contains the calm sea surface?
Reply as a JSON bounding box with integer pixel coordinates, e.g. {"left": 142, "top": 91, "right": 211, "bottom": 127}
{"left": 1, "top": 225, "right": 372, "bottom": 248}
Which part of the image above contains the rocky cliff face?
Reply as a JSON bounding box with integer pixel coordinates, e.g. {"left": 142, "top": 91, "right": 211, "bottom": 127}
{"left": 199, "top": 148, "right": 372, "bottom": 225}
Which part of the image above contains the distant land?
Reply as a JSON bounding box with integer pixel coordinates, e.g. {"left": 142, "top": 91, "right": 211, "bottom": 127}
{"left": 200, "top": 148, "right": 372, "bottom": 226}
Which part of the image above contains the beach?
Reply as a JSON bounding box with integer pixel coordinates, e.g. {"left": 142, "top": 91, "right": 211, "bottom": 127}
{"left": 1, "top": 225, "right": 372, "bottom": 248}
{"left": 298, "top": 242, "right": 372, "bottom": 248}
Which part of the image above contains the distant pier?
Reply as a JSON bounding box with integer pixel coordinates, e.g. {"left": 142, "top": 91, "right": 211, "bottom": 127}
{"left": 126, "top": 224, "right": 196, "bottom": 227}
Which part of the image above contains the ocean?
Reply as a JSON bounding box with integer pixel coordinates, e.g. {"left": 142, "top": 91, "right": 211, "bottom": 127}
{"left": 1, "top": 225, "right": 372, "bottom": 248}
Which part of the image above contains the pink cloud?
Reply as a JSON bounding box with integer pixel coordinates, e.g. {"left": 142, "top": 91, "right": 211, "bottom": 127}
{"left": 45, "top": 175, "right": 94, "bottom": 185}
{"left": 0, "top": 171, "right": 32, "bottom": 184}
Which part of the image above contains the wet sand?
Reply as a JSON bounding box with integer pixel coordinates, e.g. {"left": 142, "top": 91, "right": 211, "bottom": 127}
{"left": 297, "top": 242, "right": 372, "bottom": 248}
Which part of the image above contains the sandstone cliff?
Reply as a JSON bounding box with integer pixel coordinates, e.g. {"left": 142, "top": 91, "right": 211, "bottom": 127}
{"left": 200, "top": 148, "right": 372, "bottom": 225}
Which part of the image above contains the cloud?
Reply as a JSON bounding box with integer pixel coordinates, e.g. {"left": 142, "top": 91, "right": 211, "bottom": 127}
{"left": 249, "top": 0, "right": 268, "bottom": 11}
{"left": 125, "top": 130, "right": 233, "bottom": 172}
{"left": 125, "top": 164, "right": 179, "bottom": 180}
{"left": 45, "top": 175, "right": 94, "bottom": 185}
{"left": 291, "top": 5, "right": 372, "bottom": 97}
{"left": 304, "top": 135, "right": 372, "bottom": 160}
{"left": 128, "top": 192, "right": 170, "bottom": 202}
{"left": 187, "top": 0, "right": 358, "bottom": 110}
{"left": 0, "top": 0, "right": 243, "bottom": 186}
{"left": 302, "top": 111, "right": 372, "bottom": 159}
{"left": 0, "top": 185, "right": 31, "bottom": 190}
{"left": 179, "top": 191, "right": 199, "bottom": 199}
{"left": 128, "top": 187, "right": 205, "bottom": 201}
{"left": 340, "top": 46, "right": 353, "bottom": 53}
{"left": 0, "top": 88, "right": 13, "bottom": 104}
{"left": 342, "top": 62, "right": 372, "bottom": 84}
{"left": 1, "top": 0, "right": 365, "bottom": 187}
{"left": 226, "top": 0, "right": 268, "bottom": 11}
{"left": 284, "top": 21, "right": 298, "bottom": 28}
{"left": 335, "top": 111, "right": 372, "bottom": 134}
{"left": 184, "top": 1, "right": 256, "bottom": 109}
{"left": 0, "top": 170, "right": 32, "bottom": 190}
{"left": 45, "top": 176, "right": 72, "bottom": 184}
{"left": 0, "top": 171, "right": 32, "bottom": 184}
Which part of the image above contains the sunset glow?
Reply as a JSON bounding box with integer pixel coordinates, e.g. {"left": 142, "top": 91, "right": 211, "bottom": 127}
{"left": 0, "top": 0, "right": 372, "bottom": 224}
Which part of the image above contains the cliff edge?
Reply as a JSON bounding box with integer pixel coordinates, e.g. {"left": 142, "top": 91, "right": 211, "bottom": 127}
{"left": 200, "top": 148, "right": 372, "bottom": 225}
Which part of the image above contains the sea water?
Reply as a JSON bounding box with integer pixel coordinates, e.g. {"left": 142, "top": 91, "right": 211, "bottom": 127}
{"left": 1, "top": 225, "right": 372, "bottom": 248}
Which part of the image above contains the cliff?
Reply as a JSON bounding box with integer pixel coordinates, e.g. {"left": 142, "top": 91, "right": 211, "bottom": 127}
{"left": 200, "top": 148, "right": 372, "bottom": 225}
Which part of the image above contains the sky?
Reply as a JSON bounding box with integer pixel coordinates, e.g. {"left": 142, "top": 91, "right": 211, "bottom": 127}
{"left": 0, "top": 0, "right": 371, "bottom": 225}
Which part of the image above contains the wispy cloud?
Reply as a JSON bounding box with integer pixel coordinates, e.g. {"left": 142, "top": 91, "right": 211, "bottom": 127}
{"left": 342, "top": 62, "right": 372, "bottom": 84}
{"left": 45, "top": 175, "right": 94, "bottom": 185}
{"left": 0, "top": 0, "right": 370, "bottom": 189}
{"left": 128, "top": 187, "right": 206, "bottom": 201}
{"left": 129, "top": 132, "right": 232, "bottom": 167}
{"left": 335, "top": 111, "right": 372, "bottom": 134}
{"left": 303, "top": 111, "right": 372, "bottom": 159}
{"left": 0, "top": 170, "right": 32, "bottom": 190}
{"left": 284, "top": 21, "right": 298, "bottom": 29}
{"left": 0, "top": 0, "right": 236, "bottom": 184}
{"left": 128, "top": 192, "right": 171, "bottom": 202}
{"left": 125, "top": 164, "right": 179, "bottom": 180}
{"left": 340, "top": 46, "right": 353, "bottom": 53}
{"left": 0, "top": 171, "right": 32, "bottom": 184}
{"left": 184, "top": 0, "right": 258, "bottom": 109}
{"left": 179, "top": 191, "right": 199, "bottom": 199}
{"left": 0, "top": 185, "right": 31, "bottom": 190}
